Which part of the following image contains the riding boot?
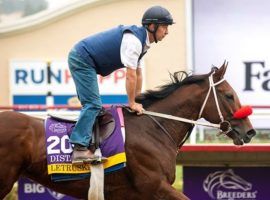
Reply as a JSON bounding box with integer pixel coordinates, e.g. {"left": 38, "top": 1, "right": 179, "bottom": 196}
{"left": 71, "top": 144, "right": 107, "bottom": 165}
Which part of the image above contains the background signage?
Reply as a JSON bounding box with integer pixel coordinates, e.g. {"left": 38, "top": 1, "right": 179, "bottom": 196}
{"left": 10, "top": 60, "right": 130, "bottom": 104}
{"left": 193, "top": 0, "right": 270, "bottom": 106}
{"left": 183, "top": 166, "right": 270, "bottom": 200}
{"left": 18, "top": 178, "right": 76, "bottom": 200}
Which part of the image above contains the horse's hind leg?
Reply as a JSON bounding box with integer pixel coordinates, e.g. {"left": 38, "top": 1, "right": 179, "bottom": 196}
{"left": 0, "top": 143, "right": 23, "bottom": 199}
{"left": 0, "top": 183, "right": 14, "bottom": 199}
{"left": 0, "top": 112, "right": 31, "bottom": 199}
{"left": 0, "top": 165, "right": 21, "bottom": 199}
{"left": 0, "top": 170, "right": 18, "bottom": 199}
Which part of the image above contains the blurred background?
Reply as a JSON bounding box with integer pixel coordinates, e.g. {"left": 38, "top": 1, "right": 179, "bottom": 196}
{"left": 0, "top": 0, "right": 269, "bottom": 199}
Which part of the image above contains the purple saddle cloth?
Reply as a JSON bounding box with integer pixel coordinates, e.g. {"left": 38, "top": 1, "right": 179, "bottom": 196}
{"left": 45, "top": 106, "right": 126, "bottom": 182}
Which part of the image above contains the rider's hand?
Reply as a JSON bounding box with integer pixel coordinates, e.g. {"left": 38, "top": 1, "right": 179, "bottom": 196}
{"left": 129, "top": 102, "right": 144, "bottom": 115}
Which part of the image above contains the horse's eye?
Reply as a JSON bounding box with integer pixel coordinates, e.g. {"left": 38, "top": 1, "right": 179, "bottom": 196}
{"left": 225, "top": 93, "right": 234, "bottom": 101}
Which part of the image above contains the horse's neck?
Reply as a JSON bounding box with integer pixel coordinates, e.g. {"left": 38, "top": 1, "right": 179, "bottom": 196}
{"left": 148, "top": 96, "right": 200, "bottom": 148}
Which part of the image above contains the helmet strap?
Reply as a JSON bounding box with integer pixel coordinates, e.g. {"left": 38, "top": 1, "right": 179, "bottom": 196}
{"left": 145, "top": 24, "right": 159, "bottom": 43}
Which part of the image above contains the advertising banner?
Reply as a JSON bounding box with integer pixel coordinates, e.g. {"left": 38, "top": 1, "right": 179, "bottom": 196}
{"left": 183, "top": 166, "right": 270, "bottom": 200}
{"left": 18, "top": 178, "right": 76, "bottom": 200}
{"left": 192, "top": 0, "right": 270, "bottom": 106}
{"left": 10, "top": 60, "right": 129, "bottom": 104}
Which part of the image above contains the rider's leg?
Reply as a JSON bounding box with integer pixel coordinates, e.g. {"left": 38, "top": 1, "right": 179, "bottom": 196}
{"left": 68, "top": 49, "right": 105, "bottom": 164}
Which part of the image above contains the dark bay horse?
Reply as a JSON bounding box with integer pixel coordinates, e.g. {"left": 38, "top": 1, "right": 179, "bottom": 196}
{"left": 0, "top": 63, "right": 256, "bottom": 200}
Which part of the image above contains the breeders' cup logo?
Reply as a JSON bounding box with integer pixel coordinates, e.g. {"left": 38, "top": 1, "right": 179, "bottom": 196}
{"left": 46, "top": 189, "right": 66, "bottom": 200}
{"left": 203, "top": 169, "right": 257, "bottom": 200}
{"left": 49, "top": 123, "right": 67, "bottom": 134}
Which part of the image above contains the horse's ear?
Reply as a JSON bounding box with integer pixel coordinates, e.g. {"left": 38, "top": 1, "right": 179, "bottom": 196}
{"left": 214, "top": 60, "right": 228, "bottom": 80}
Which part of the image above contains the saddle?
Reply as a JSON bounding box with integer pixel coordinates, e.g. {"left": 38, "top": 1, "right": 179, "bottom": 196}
{"left": 91, "top": 109, "right": 116, "bottom": 148}
{"left": 49, "top": 108, "right": 116, "bottom": 149}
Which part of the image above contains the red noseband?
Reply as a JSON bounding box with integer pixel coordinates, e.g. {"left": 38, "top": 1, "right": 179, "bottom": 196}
{"left": 233, "top": 106, "right": 253, "bottom": 119}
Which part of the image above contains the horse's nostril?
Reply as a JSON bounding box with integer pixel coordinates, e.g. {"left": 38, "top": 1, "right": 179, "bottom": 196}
{"left": 247, "top": 129, "right": 256, "bottom": 137}
{"left": 243, "top": 129, "right": 256, "bottom": 143}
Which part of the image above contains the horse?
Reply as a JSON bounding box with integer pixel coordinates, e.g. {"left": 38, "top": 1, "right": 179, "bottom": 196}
{"left": 0, "top": 62, "right": 256, "bottom": 200}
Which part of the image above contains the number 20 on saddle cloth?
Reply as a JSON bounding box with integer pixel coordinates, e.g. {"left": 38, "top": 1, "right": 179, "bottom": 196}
{"left": 45, "top": 106, "right": 126, "bottom": 182}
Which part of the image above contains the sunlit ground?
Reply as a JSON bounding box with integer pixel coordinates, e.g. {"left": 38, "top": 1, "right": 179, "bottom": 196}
{"left": 3, "top": 182, "right": 17, "bottom": 200}
{"left": 173, "top": 165, "right": 183, "bottom": 191}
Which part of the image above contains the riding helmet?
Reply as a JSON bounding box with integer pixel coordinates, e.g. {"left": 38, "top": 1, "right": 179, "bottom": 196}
{"left": 142, "top": 6, "right": 175, "bottom": 26}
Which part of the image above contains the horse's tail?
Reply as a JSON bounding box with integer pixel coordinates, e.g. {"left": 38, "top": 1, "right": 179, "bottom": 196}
{"left": 88, "top": 148, "right": 104, "bottom": 200}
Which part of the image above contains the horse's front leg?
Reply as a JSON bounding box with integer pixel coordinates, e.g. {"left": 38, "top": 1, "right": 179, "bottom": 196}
{"left": 153, "top": 181, "right": 190, "bottom": 200}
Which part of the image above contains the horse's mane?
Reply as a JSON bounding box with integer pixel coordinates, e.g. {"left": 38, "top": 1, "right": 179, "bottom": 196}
{"left": 136, "top": 71, "right": 208, "bottom": 108}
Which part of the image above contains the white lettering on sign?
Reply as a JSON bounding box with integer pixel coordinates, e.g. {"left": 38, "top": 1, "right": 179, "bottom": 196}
{"left": 24, "top": 183, "right": 45, "bottom": 193}
{"left": 46, "top": 188, "right": 66, "bottom": 200}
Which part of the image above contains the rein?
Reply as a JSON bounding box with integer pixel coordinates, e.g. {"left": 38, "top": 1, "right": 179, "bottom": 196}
{"left": 145, "top": 115, "right": 194, "bottom": 152}
{"left": 142, "top": 110, "right": 220, "bottom": 129}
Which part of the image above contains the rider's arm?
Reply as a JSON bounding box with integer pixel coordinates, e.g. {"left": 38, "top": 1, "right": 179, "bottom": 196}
{"left": 126, "top": 67, "right": 144, "bottom": 114}
{"left": 121, "top": 33, "right": 144, "bottom": 114}
{"left": 135, "top": 67, "right": 143, "bottom": 96}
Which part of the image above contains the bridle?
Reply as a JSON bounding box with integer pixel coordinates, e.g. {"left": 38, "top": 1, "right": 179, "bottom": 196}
{"left": 198, "top": 71, "right": 232, "bottom": 135}
{"left": 199, "top": 72, "right": 225, "bottom": 120}
{"left": 143, "top": 71, "right": 232, "bottom": 135}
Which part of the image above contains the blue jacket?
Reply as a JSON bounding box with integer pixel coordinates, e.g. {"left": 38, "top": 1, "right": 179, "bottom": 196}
{"left": 74, "top": 25, "right": 147, "bottom": 76}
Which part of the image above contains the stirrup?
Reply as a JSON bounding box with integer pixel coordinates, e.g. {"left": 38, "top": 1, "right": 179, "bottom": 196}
{"left": 83, "top": 156, "right": 108, "bottom": 165}
{"left": 71, "top": 159, "right": 85, "bottom": 165}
